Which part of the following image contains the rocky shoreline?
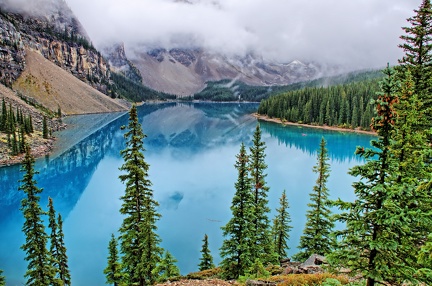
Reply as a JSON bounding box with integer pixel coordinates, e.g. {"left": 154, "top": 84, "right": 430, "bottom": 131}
{"left": 0, "top": 136, "right": 55, "bottom": 167}
{"left": 253, "top": 113, "right": 376, "bottom": 135}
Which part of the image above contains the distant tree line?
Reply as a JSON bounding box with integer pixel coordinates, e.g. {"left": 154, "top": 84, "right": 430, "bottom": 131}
{"left": 110, "top": 72, "right": 176, "bottom": 102}
{"left": 257, "top": 79, "right": 380, "bottom": 130}
{"left": 192, "top": 69, "right": 383, "bottom": 102}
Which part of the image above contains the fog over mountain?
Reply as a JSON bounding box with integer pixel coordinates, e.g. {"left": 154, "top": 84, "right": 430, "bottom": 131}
{"left": 62, "top": 0, "right": 418, "bottom": 69}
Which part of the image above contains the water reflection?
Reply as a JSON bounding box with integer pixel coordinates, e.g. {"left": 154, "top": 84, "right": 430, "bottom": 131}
{"left": 259, "top": 120, "right": 375, "bottom": 162}
{"left": 0, "top": 102, "right": 374, "bottom": 285}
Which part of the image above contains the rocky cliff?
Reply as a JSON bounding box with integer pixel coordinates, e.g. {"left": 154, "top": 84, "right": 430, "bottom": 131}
{"left": 0, "top": 2, "right": 112, "bottom": 95}
{"left": 101, "top": 42, "right": 143, "bottom": 84}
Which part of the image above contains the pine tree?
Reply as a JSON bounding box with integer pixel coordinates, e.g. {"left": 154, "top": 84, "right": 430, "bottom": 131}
{"left": 220, "top": 143, "right": 255, "bottom": 279}
{"left": 294, "top": 138, "right": 334, "bottom": 262}
{"left": 0, "top": 98, "right": 6, "bottom": 131}
{"left": 154, "top": 251, "right": 180, "bottom": 282}
{"left": 0, "top": 269, "right": 5, "bottom": 286}
{"left": 104, "top": 234, "right": 123, "bottom": 286}
{"left": 19, "top": 125, "right": 25, "bottom": 154}
{"left": 11, "top": 129, "right": 18, "bottom": 156}
{"left": 43, "top": 116, "right": 49, "bottom": 139}
{"left": 248, "top": 124, "right": 276, "bottom": 265}
{"left": 57, "top": 106, "right": 62, "bottom": 123}
{"left": 198, "top": 234, "right": 214, "bottom": 271}
{"left": 48, "top": 197, "right": 71, "bottom": 286}
{"left": 330, "top": 66, "right": 404, "bottom": 286}
{"left": 118, "top": 104, "right": 162, "bottom": 286}
{"left": 272, "top": 190, "right": 292, "bottom": 260}
{"left": 47, "top": 197, "right": 61, "bottom": 286}
{"left": 398, "top": 0, "right": 432, "bottom": 106}
{"left": 390, "top": 71, "right": 432, "bottom": 284}
{"left": 29, "top": 115, "right": 34, "bottom": 133}
{"left": 19, "top": 145, "right": 55, "bottom": 285}
{"left": 56, "top": 213, "right": 71, "bottom": 285}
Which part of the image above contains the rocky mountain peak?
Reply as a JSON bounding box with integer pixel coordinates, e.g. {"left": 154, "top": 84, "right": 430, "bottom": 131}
{"left": 128, "top": 46, "right": 330, "bottom": 96}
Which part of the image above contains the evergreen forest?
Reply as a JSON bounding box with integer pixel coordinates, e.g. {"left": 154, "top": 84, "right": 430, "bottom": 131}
{"left": 257, "top": 79, "right": 380, "bottom": 130}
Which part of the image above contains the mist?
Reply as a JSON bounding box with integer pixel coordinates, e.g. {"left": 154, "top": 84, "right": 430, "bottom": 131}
{"left": 3, "top": 0, "right": 421, "bottom": 69}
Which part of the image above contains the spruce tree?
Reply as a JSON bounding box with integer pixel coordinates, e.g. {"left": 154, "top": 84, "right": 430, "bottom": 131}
{"left": 47, "top": 197, "right": 61, "bottom": 286}
{"left": 29, "top": 115, "right": 34, "bottom": 133}
{"left": 19, "top": 125, "right": 25, "bottom": 154}
{"left": 272, "top": 190, "right": 292, "bottom": 260}
{"left": 56, "top": 213, "right": 71, "bottom": 285}
{"left": 330, "top": 66, "right": 407, "bottom": 286}
{"left": 294, "top": 138, "right": 334, "bottom": 262}
{"left": 43, "top": 116, "right": 49, "bottom": 139}
{"left": 104, "top": 234, "right": 123, "bottom": 286}
{"left": 0, "top": 269, "right": 4, "bottom": 286}
{"left": 220, "top": 143, "right": 255, "bottom": 279}
{"left": 154, "top": 251, "right": 180, "bottom": 282}
{"left": 48, "top": 197, "right": 71, "bottom": 286}
{"left": 390, "top": 71, "right": 432, "bottom": 284}
{"left": 11, "top": 129, "right": 18, "bottom": 156}
{"left": 118, "top": 104, "right": 162, "bottom": 285}
{"left": 398, "top": 0, "right": 432, "bottom": 106}
{"left": 19, "top": 145, "right": 55, "bottom": 285}
{"left": 198, "top": 234, "right": 214, "bottom": 271}
{"left": 248, "top": 124, "right": 276, "bottom": 265}
{"left": 57, "top": 106, "right": 62, "bottom": 124}
{"left": 0, "top": 98, "right": 6, "bottom": 131}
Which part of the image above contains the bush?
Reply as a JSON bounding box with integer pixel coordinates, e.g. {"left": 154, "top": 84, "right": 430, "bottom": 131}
{"left": 185, "top": 267, "right": 222, "bottom": 280}
{"left": 268, "top": 273, "right": 349, "bottom": 286}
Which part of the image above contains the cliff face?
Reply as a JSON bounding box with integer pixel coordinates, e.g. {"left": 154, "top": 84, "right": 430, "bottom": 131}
{"left": 101, "top": 42, "right": 142, "bottom": 84}
{"left": 0, "top": 13, "right": 26, "bottom": 87}
{"left": 0, "top": 2, "right": 112, "bottom": 95}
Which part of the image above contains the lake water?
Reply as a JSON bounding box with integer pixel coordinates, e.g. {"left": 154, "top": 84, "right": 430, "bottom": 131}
{"left": 0, "top": 102, "right": 375, "bottom": 285}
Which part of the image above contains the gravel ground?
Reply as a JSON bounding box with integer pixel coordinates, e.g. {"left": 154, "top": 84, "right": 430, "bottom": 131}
{"left": 155, "top": 279, "right": 237, "bottom": 286}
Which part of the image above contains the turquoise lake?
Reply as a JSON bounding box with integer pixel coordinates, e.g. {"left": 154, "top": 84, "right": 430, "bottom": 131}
{"left": 0, "top": 102, "right": 375, "bottom": 285}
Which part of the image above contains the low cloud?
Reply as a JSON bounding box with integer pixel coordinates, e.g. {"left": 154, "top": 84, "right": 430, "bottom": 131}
{"left": 4, "top": 0, "right": 420, "bottom": 69}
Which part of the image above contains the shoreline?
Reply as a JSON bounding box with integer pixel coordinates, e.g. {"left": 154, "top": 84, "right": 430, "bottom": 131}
{"left": 0, "top": 136, "right": 55, "bottom": 167}
{"left": 253, "top": 113, "right": 376, "bottom": 136}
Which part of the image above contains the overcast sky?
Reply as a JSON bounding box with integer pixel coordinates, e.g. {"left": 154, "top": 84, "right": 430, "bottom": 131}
{"left": 64, "top": 0, "right": 419, "bottom": 69}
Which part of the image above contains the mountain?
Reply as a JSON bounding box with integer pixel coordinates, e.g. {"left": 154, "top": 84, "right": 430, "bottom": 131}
{"left": 0, "top": 0, "right": 173, "bottom": 116}
{"left": 0, "top": 0, "right": 344, "bottom": 108}
{"left": 112, "top": 47, "right": 338, "bottom": 96}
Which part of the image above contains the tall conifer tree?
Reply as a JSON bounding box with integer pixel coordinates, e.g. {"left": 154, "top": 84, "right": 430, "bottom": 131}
{"left": 272, "top": 190, "right": 292, "bottom": 260}
{"left": 398, "top": 0, "right": 432, "bottom": 105}
{"left": 0, "top": 98, "right": 6, "bottom": 131}
{"left": 104, "top": 234, "right": 123, "bottom": 286}
{"left": 198, "top": 234, "right": 215, "bottom": 271}
{"left": 118, "top": 104, "right": 162, "bottom": 286}
{"left": 220, "top": 143, "right": 255, "bottom": 279}
{"left": 294, "top": 138, "right": 334, "bottom": 262}
{"left": 248, "top": 124, "right": 276, "bottom": 264}
{"left": 48, "top": 197, "right": 71, "bottom": 286}
{"left": 56, "top": 213, "right": 70, "bottom": 285}
{"left": 19, "top": 145, "right": 55, "bottom": 285}
{"left": 0, "top": 269, "right": 4, "bottom": 286}
{"left": 42, "top": 116, "right": 49, "bottom": 139}
{"left": 330, "top": 66, "right": 409, "bottom": 286}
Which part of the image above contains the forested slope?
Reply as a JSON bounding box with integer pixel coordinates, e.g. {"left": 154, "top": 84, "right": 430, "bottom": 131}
{"left": 192, "top": 69, "right": 383, "bottom": 102}
{"left": 257, "top": 78, "right": 381, "bottom": 130}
